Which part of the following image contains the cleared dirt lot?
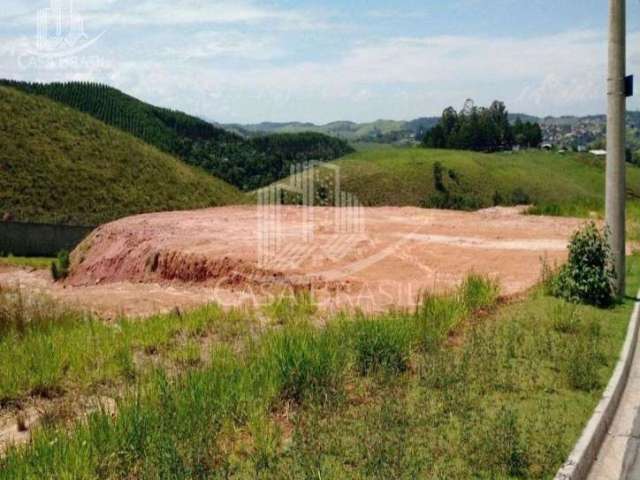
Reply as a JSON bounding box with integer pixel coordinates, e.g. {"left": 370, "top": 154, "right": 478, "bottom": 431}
{"left": 0, "top": 206, "right": 585, "bottom": 316}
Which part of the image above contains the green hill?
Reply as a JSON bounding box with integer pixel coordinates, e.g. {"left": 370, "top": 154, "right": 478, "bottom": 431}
{"left": 0, "top": 86, "right": 244, "bottom": 225}
{"left": 0, "top": 80, "right": 353, "bottom": 191}
{"left": 230, "top": 118, "right": 431, "bottom": 145}
{"left": 268, "top": 147, "right": 640, "bottom": 216}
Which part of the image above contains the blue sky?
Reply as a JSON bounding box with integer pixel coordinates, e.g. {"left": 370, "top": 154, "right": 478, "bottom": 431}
{"left": 1, "top": 0, "right": 640, "bottom": 123}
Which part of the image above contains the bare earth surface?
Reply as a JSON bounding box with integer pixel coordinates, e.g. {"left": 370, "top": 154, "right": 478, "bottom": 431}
{"left": 0, "top": 206, "right": 584, "bottom": 317}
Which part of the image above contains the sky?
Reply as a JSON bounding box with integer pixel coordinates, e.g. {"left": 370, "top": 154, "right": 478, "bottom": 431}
{"left": 1, "top": 0, "right": 640, "bottom": 124}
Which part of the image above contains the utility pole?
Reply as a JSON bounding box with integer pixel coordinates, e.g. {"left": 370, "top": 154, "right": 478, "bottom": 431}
{"left": 606, "top": 0, "right": 626, "bottom": 296}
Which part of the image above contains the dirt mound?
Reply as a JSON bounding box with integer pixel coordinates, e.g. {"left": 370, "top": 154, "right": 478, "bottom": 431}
{"left": 59, "top": 206, "right": 584, "bottom": 313}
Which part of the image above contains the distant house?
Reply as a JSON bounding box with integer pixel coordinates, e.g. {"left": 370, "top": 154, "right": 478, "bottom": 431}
{"left": 589, "top": 149, "right": 607, "bottom": 156}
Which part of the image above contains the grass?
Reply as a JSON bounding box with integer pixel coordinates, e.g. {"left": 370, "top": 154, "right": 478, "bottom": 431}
{"left": 0, "top": 262, "right": 638, "bottom": 478}
{"left": 0, "top": 86, "right": 245, "bottom": 225}
{"left": 0, "top": 256, "right": 53, "bottom": 269}
{"left": 268, "top": 147, "right": 640, "bottom": 222}
{"left": 0, "top": 292, "right": 258, "bottom": 404}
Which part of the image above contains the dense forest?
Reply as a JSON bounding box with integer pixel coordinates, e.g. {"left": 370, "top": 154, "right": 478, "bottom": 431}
{"left": 422, "top": 100, "right": 542, "bottom": 152}
{"left": 0, "top": 80, "right": 353, "bottom": 190}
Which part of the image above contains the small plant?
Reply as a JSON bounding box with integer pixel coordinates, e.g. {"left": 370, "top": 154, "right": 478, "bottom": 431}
{"left": 550, "top": 222, "right": 616, "bottom": 307}
{"left": 51, "top": 250, "right": 70, "bottom": 281}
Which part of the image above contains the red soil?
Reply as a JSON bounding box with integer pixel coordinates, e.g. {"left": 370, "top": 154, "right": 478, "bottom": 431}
{"left": 17, "top": 205, "right": 581, "bottom": 316}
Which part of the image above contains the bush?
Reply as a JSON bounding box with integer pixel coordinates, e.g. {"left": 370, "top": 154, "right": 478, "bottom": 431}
{"left": 510, "top": 187, "right": 530, "bottom": 205}
{"left": 550, "top": 223, "right": 616, "bottom": 307}
{"left": 50, "top": 250, "right": 70, "bottom": 281}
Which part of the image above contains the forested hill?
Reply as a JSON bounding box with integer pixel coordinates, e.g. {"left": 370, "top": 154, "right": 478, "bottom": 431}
{"left": 0, "top": 80, "right": 354, "bottom": 191}
{"left": 0, "top": 86, "right": 244, "bottom": 225}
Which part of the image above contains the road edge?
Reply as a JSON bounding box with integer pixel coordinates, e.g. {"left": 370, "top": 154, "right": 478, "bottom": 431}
{"left": 555, "top": 289, "right": 640, "bottom": 480}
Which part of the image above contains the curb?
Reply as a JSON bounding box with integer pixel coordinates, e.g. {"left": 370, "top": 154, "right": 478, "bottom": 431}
{"left": 555, "top": 289, "right": 640, "bottom": 480}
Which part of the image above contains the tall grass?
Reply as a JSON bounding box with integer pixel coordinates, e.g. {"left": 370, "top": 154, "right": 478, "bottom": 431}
{"left": 0, "top": 290, "right": 258, "bottom": 404}
{"left": 0, "top": 274, "right": 500, "bottom": 477}
{"left": 256, "top": 323, "right": 347, "bottom": 403}
{"left": 350, "top": 314, "right": 413, "bottom": 375}
{"left": 1, "top": 266, "right": 635, "bottom": 479}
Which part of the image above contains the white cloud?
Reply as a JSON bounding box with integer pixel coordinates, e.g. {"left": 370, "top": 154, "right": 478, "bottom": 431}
{"left": 161, "top": 31, "right": 283, "bottom": 61}
{"left": 2, "top": 10, "right": 639, "bottom": 123}
{"left": 2, "top": 0, "right": 333, "bottom": 32}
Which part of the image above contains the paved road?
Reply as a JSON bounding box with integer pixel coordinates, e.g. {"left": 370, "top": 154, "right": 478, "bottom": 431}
{"left": 588, "top": 327, "right": 640, "bottom": 479}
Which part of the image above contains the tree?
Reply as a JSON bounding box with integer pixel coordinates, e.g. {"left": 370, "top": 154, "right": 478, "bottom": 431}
{"left": 421, "top": 99, "right": 515, "bottom": 152}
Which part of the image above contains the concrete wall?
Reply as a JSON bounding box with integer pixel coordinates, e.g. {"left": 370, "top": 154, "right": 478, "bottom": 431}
{"left": 0, "top": 222, "right": 94, "bottom": 257}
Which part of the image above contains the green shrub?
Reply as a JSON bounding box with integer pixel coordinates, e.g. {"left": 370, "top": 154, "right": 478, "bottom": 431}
{"left": 550, "top": 223, "right": 616, "bottom": 307}
{"left": 510, "top": 187, "right": 531, "bottom": 205}
{"left": 51, "top": 250, "right": 70, "bottom": 281}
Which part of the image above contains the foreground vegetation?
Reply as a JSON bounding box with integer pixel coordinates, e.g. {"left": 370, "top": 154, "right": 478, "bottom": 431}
{"left": 1, "top": 256, "right": 639, "bottom": 478}
{"left": 0, "top": 86, "right": 245, "bottom": 225}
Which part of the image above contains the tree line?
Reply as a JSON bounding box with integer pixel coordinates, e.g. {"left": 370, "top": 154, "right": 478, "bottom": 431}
{"left": 422, "top": 99, "right": 542, "bottom": 152}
